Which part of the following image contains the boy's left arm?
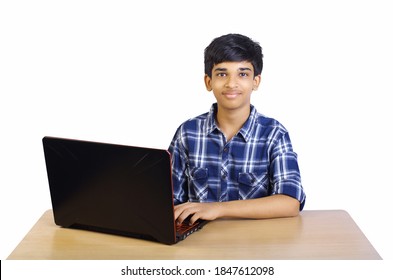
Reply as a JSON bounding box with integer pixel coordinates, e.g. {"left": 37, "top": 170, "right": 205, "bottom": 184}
{"left": 174, "top": 194, "right": 300, "bottom": 225}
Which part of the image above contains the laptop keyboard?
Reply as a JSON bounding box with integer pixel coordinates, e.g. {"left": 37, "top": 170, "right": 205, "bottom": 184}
{"left": 176, "top": 219, "right": 203, "bottom": 240}
{"left": 176, "top": 222, "right": 198, "bottom": 234}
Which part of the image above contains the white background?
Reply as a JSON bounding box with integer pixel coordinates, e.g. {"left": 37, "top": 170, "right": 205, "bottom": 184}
{"left": 1, "top": 0, "right": 392, "bottom": 269}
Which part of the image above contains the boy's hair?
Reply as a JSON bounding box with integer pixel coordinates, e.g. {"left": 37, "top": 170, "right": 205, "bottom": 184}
{"left": 204, "top": 33, "right": 263, "bottom": 78}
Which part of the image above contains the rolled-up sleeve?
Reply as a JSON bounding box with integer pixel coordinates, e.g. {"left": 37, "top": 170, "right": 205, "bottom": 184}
{"left": 269, "top": 132, "right": 306, "bottom": 210}
{"left": 168, "top": 126, "right": 189, "bottom": 205}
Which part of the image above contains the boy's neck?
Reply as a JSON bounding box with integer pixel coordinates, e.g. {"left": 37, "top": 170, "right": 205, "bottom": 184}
{"left": 215, "top": 104, "right": 251, "bottom": 142}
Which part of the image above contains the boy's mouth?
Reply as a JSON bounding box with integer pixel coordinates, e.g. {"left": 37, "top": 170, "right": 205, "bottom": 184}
{"left": 222, "top": 91, "right": 241, "bottom": 99}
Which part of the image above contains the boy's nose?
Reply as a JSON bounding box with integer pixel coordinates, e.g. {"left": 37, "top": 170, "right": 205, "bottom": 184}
{"left": 225, "top": 75, "right": 238, "bottom": 88}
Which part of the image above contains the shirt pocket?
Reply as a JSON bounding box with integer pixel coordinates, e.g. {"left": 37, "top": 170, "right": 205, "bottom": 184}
{"left": 186, "top": 166, "right": 209, "bottom": 202}
{"left": 237, "top": 172, "right": 269, "bottom": 199}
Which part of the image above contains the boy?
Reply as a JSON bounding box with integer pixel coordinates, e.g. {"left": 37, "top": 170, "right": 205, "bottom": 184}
{"left": 169, "top": 34, "right": 306, "bottom": 225}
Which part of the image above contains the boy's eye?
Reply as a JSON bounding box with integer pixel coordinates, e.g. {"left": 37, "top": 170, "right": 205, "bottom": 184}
{"left": 215, "top": 72, "right": 250, "bottom": 78}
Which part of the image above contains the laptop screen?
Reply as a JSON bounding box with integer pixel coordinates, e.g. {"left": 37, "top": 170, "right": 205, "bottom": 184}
{"left": 43, "top": 136, "right": 177, "bottom": 244}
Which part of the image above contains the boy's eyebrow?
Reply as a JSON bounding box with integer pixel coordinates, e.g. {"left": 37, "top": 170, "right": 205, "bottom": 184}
{"left": 239, "top": 67, "right": 252, "bottom": 72}
{"left": 214, "top": 67, "right": 252, "bottom": 72}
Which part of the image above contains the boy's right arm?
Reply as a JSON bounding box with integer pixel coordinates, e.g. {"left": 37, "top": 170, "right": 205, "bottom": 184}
{"left": 168, "top": 128, "right": 188, "bottom": 205}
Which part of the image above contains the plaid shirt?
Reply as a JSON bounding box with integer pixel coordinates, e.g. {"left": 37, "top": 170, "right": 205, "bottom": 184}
{"left": 168, "top": 103, "right": 306, "bottom": 210}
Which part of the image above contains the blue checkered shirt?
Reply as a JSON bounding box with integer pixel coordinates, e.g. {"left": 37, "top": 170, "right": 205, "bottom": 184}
{"left": 168, "top": 103, "right": 306, "bottom": 210}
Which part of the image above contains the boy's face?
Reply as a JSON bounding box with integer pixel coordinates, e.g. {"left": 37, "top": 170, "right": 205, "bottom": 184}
{"left": 204, "top": 61, "right": 261, "bottom": 112}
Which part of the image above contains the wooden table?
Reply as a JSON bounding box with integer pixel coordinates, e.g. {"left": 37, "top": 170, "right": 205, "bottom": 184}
{"left": 7, "top": 209, "right": 381, "bottom": 260}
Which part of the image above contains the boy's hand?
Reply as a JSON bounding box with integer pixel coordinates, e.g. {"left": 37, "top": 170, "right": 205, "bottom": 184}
{"left": 174, "top": 202, "right": 222, "bottom": 225}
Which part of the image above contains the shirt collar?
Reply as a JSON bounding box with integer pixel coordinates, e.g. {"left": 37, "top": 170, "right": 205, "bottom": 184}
{"left": 238, "top": 104, "right": 258, "bottom": 142}
{"left": 206, "top": 103, "right": 219, "bottom": 135}
{"left": 206, "top": 103, "right": 258, "bottom": 142}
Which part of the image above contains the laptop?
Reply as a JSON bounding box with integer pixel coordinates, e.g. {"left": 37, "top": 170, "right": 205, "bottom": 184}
{"left": 42, "top": 136, "right": 208, "bottom": 244}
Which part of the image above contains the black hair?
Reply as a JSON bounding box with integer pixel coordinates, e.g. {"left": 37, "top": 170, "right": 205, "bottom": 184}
{"left": 204, "top": 33, "right": 263, "bottom": 77}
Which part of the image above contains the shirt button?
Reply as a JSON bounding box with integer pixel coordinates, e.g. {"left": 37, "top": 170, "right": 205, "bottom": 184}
{"left": 223, "top": 147, "right": 229, "bottom": 153}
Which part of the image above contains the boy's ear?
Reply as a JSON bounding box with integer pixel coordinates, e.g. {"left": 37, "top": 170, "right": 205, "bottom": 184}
{"left": 204, "top": 74, "right": 213, "bottom": 91}
{"left": 253, "top": 75, "right": 262, "bottom": 91}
